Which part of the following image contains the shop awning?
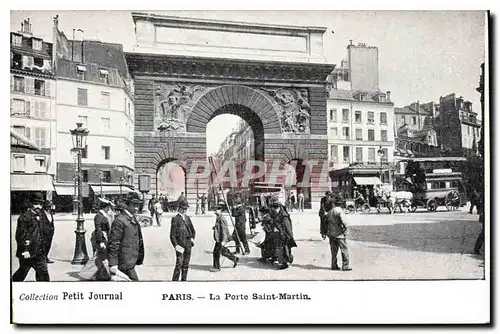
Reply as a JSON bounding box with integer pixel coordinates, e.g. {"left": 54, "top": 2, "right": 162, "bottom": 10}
{"left": 54, "top": 183, "right": 76, "bottom": 196}
{"left": 353, "top": 177, "right": 383, "bottom": 185}
{"left": 11, "top": 174, "right": 54, "bottom": 191}
{"left": 90, "top": 185, "right": 135, "bottom": 196}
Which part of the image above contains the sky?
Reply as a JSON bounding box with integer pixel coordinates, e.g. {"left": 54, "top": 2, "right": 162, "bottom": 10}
{"left": 10, "top": 10, "right": 486, "bottom": 155}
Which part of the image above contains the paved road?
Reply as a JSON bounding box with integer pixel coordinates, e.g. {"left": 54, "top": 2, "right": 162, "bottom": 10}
{"left": 10, "top": 207, "right": 484, "bottom": 281}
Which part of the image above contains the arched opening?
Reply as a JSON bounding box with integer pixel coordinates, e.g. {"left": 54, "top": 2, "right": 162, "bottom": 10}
{"left": 156, "top": 159, "right": 187, "bottom": 202}
{"left": 288, "top": 159, "right": 312, "bottom": 209}
{"left": 206, "top": 104, "right": 265, "bottom": 209}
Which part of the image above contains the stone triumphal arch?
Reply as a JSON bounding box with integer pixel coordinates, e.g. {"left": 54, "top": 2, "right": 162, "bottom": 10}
{"left": 126, "top": 12, "right": 335, "bottom": 208}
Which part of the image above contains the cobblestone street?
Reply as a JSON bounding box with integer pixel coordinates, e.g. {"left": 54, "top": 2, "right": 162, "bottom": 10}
{"left": 11, "top": 207, "right": 485, "bottom": 282}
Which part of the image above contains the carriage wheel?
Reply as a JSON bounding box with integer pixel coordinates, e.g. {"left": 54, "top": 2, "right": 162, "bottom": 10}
{"left": 445, "top": 191, "right": 461, "bottom": 211}
{"left": 346, "top": 205, "right": 355, "bottom": 214}
{"left": 427, "top": 199, "right": 438, "bottom": 212}
{"left": 362, "top": 203, "right": 371, "bottom": 214}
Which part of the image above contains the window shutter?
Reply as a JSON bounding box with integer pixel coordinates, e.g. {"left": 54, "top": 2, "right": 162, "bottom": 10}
{"left": 44, "top": 80, "right": 51, "bottom": 97}
{"left": 40, "top": 101, "right": 46, "bottom": 119}
{"left": 26, "top": 77, "right": 35, "bottom": 94}
{"left": 10, "top": 75, "right": 14, "bottom": 92}
{"left": 25, "top": 101, "right": 31, "bottom": 117}
{"left": 25, "top": 127, "right": 31, "bottom": 139}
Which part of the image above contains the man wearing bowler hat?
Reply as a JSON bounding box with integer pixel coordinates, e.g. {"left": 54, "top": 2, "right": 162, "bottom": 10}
{"left": 170, "top": 198, "right": 196, "bottom": 281}
{"left": 13, "top": 192, "right": 51, "bottom": 281}
{"left": 108, "top": 195, "right": 144, "bottom": 281}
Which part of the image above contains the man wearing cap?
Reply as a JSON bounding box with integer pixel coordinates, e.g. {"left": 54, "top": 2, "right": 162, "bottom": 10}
{"left": 170, "top": 199, "right": 196, "bottom": 281}
{"left": 108, "top": 196, "right": 144, "bottom": 281}
{"left": 211, "top": 205, "right": 239, "bottom": 272}
{"left": 13, "top": 192, "right": 50, "bottom": 281}
{"left": 319, "top": 191, "right": 332, "bottom": 233}
{"left": 91, "top": 197, "right": 115, "bottom": 281}
{"left": 231, "top": 198, "right": 250, "bottom": 255}
{"left": 321, "top": 201, "right": 352, "bottom": 271}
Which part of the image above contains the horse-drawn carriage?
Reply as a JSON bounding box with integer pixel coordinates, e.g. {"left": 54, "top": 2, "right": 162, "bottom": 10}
{"left": 407, "top": 170, "right": 467, "bottom": 212}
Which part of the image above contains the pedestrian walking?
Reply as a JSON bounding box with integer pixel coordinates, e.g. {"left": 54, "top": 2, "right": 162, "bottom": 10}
{"left": 232, "top": 198, "right": 250, "bottom": 255}
{"left": 321, "top": 201, "right": 352, "bottom": 271}
{"left": 319, "top": 191, "right": 332, "bottom": 232}
{"left": 195, "top": 196, "right": 200, "bottom": 215}
{"left": 474, "top": 201, "right": 485, "bottom": 255}
{"left": 108, "top": 196, "right": 145, "bottom": 281}
{"left": 268, "top": 196, "right": 297, "bottom": 269}
{"left": 148, "top": 194, "right": 161, "bottom": 226}
{"left": 12, "top": 192, "right": 51, "bottom": 281}
{"left": 201, "top": 193, "right": 207, "bottom": 214}
{"left": 469, "top": 188, "right": 480, "bottom": 214}
{"left": 298, "top": 191, "right": 305, "bottom": 212}
{"left": 170, "top": 199, "right": 196, "bottom": 281}
{"left": 41, "top": 200, "right": 55, "bottom": 264}
{"left": 290, "top": 192, "right": 296, "bottom": 212}
{"left": 210, "top": 205, "right": 239, "bottom": 272}
{"left": 91, "top": 197, "right": 115, "bottom": 281}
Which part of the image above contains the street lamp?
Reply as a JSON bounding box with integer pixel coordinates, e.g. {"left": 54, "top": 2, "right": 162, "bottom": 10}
{"left": 70, "top": 122, "right": 89, "bottom": 265}
{"left": 70, "top": 148, "right": 79, "bottom": 215}
{"left": 97, "top": 169, "right": 104, "bottom": 197}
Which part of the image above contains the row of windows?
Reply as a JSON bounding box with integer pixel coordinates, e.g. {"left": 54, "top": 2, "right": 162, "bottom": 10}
{"left": 330, "top": 127, "right": 389, "bottom": 142}
{"left": 76, "top": 115, "right": 133, "bottom": 141}
{"left": 11, "top": 34, "right": 42, "bottom": 50}
{"left": 462, "top": 124, "right": 480, "bottom": 137}
{"left": 11, "top": 53, "right": 48, "bottom": 71}
{"left": 78, "top": 145, "right": 112, "bottom": 161}
{"left": 329, "top": 109, "right": 388, "bottom": 124}
{"left": 75, "top": 66, "right": 110, "bottom": 84}
{"left": 397, "top": 115, "right": 420, "bottom": 126}
{"left": 12, "top": 76, "right": 51, "bottom": 96}
{"left": 12, "top": 154, "right": 46, "bottom": 173}
{"left": 330, "top": 145, "right": 388, "bottom": 163}
{"left": 77, "top": 88, "right": 132, "bottom": 117}
{"left": 11, "top": 98, "right": 47, "bottom": 119}
{"left": 11, "top": 125, "right": 47, "bottom": 148}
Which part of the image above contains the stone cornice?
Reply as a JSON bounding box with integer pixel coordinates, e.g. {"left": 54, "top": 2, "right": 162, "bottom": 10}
{"left": 131, "top": 12, "right": 327, "bottom": 35}
{"left": 126, "top": 53, "right": 335, "bottom": 84}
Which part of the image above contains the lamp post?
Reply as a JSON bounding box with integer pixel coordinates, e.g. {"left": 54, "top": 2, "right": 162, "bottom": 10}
{"left": 70, "top": 148, "right": 78, "bottom": 215}
{"left": 98, "top": 169, "right": 104, "bottom": 197}
{"left": 377, "top": 146, "right": 385, "bottom": 183}
{"left": 70, "top": 122, "right": 89, "bottom": 265}
{"left": 138, "top": 173, "right": 151, "bottom": 215}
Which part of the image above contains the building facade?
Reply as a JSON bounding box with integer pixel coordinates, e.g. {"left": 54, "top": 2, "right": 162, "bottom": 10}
{"left": 327, "top": 90, "right": 395, "bottom": 170}
{"left": 327, "top": 42, "right": 394, "bottom": 181}
{"left": 10, "top": 19, "right": 57, "bottom": 211}
{"left": 52, "top": 18, "right": 135, "bottom": 206}
{"left": 437, "top": 93, "right": 481, "bottom": 157}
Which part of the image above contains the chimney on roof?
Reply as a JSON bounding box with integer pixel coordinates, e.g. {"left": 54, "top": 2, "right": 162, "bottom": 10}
{"left": 386, "top": 91, "right": 391, "bottom": 102}
{"left": 19, "top": 18, "right": 33, "bottom": 37}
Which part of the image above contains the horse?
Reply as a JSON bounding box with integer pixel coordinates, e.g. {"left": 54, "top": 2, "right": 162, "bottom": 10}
{"left": 385, "top": 191, "right": 413, "bottom": 214}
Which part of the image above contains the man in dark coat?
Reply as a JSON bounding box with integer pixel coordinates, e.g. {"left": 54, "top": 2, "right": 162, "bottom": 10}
{"left": 474, "top": 200, "right": 485, "bottom": 255}
{"left": 469, "top": 189, "right": 480, "bottom": 214}
{"left": 41, "top": 200, "right": 55, "bottom": 264}
{"left": 12, "top": 192, "right": 50, "bottom": 281}
{"left": 91, "top": 197, "right": 115, "bottom": 281}
{"left": 201, "top": 194, "right": 207, "bottom": 215}
{"left": 321, "top": 201, "right": 352, "bottom": 271}
{"left": 319, "top": 191, "right": 332, "bottom": 235}
{"left": 290, "top": 192, "right": 296, "bottom": 211}
{"left": 231, "top": 198, "right": 250, "bottom": 255}
{"left": 211, "top": 205, "right": 239, "bottom": 272}
{"left": 268, "top": 196, "right": 297, "bottom": 269}
{"left": 170, "top": 199, "right": 196, "bottom": 281}
{"left": 108, "top": 197, "right": 144, "bottom": 281}
{"left": 148, "top": 194, "right": 161, "bottom": 227}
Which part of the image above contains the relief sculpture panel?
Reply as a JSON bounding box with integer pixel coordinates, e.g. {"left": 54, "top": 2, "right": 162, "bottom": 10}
{"left": 154, "top": 83, "right": 208, "bottom": 132}
{"left": 261, "top": 88, "right": 311, "bottom": 134}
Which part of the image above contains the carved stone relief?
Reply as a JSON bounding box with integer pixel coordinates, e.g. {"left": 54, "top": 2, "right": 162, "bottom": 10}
{"left": 261, "top": 88, "right": 311, "bottom": 134}
{"left": 154, "top": 83, "right": 207, "bottom": 132}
